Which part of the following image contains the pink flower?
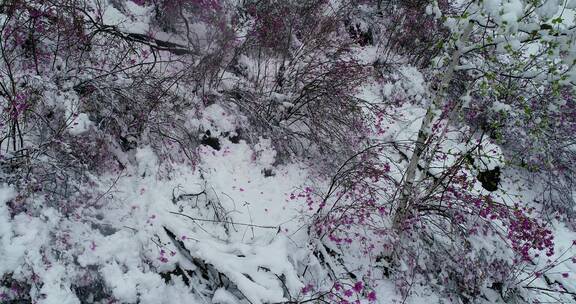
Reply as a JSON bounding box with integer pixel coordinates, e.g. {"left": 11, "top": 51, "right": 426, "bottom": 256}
{"left": 352, "top": 281, "right": 363, "bottom": 293}
{"left": 367, "top": 291, "right": 377, "bottom": 302}
{"left": 344, "top": 290, "right": 353, "bottom": 297}
{"left": 301, "top": 284, "right": 314, "bottom": 294}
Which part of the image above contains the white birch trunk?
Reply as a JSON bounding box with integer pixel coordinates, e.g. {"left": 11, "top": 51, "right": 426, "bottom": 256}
{"left": 393, "top": 21, "right": 474, "bottom": 228}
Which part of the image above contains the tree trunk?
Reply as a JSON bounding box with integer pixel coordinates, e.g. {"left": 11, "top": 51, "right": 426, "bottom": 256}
{"left": 393, "top": 21, "right": 473, "bottom": 228}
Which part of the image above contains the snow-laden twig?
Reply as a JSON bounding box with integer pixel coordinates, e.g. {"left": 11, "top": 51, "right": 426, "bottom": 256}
{"left": 169, "top": 211, "right": 278, "bottom": 229}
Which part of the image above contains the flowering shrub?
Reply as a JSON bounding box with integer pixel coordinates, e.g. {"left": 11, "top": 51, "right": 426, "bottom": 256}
{"left": 464, "top": 83, "right": 576, "bottom": 218}
{"left": 376, "top": 0, "right": 452, "bottom": 67}
{"left": 1, "top": 0, "right": 575, "bottom": 303}
{"left": 224, "top": 0, "right": 373, "bottom": 169}
{"left": 296, "top": 132, "right": 565, "bottom": 300}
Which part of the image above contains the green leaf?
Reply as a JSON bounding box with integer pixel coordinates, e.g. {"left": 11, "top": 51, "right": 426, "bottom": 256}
{"left": 551, "top": 17, "right": 563, "bottom": 24}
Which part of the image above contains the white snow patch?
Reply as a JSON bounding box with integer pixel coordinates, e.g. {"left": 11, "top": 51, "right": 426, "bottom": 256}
{"left": 68, "top": 113, "right": 92, "bottom": 135}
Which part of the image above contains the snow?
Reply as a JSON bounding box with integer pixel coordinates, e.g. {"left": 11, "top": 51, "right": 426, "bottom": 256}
{"left": 135, "top": 145, "right": 159, "bottom": 177}
{"left": 425, "top": 1, "right": 442, "bottom": 19}
{"left": 38, "top": 132, "right": 312, "bottom": 304}
{"left": 102, "top": 1, "right": 151, "bottom": 34}
{"left": 492, "top": 100, "right": 512, "bottom": 112}
{"left": 0, "top": 185, "right": 18, "bottom": 275}
{"left": 0, "top": 191, "right": 75, "bottom": 303}
{"left": 212, "top": 288, "right": 240, "bottom": 304}
{"left": 536, "top": 0, "right": 562, "bottom": 20}
{"left": 501, "top": 0, "right": 524, "bottom": 32}
{"left": 253, "top": 137, "right": 277, "bottom": 168}
{"left": 198, "top": 139, "right": 308, "bottom": 239}
{"left": 2, "top": 1, "right": 576, "bottom": 303}
{"left": 483, "top": 0, "right": 502, "bottom": 16}
{"left": 68, "top": 113, "right": 93, "bottom": 135}
{"left": 38, "top": 264, "right": 80, "bottom": 304}
{"left": 193, "top": 237, "right": 301, "bottom": 304}
{"left": 201, "top": 103, "right": 238, "bottom": 133}
{"left": 398, "top": 66, "right": 427, "bottom": 103}
{"left": 102, "top": 6, "right": 126, "bottom": 26}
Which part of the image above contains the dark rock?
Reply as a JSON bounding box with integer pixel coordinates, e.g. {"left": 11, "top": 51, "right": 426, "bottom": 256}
{"left": 477, "top": 166, "right": 501, "bottom": 192}
{"left": 200, "top": 130, "right": 221, "bottom": 150}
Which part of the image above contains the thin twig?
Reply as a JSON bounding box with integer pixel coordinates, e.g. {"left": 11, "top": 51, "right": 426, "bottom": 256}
{"left": 169, "top": 211, "right": 278, "bottom": 229}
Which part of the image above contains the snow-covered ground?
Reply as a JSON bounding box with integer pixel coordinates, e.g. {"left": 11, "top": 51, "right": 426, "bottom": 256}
{"left": 1, "top": 0, "right": 576, "bottom": 303}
